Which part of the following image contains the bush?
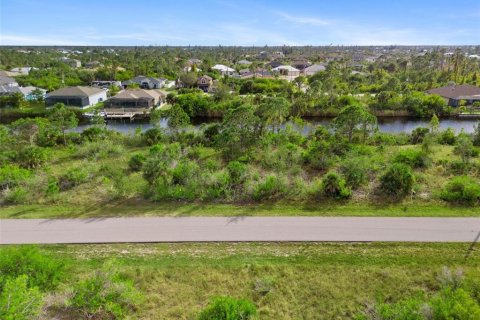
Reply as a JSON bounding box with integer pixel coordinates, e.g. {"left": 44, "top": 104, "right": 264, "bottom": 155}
{"left": 0, "top": 165, "right": 31, "bottom": 189}
{"left": 321, "top": 172, "right": 351, "bottom": 199}
{"left": 75, "top": 141, "right": 124, "bottom": 160}
{"left": 341, "top": 158, "right": 369, "bottom": 189}
{"left": 438, "top": 128, "right": 456, "bottom": 145}
{"left": 252, "top": 175, "right": 286, "bottom": 201}
{"left": 67, "top": 262, "right": 142, "bottom": 319}
{"left": 3, "top": 186, "right": 28, "bottom": 204}
{"left": 430, "top": 287, "right": 480, "bottom": 319}
{"left": 410, "top": 127, "right": 430, "bottom": 144}
{"left": 142, "top": 127, "right": 168, "bottom": 145}
{"left": 380, "top": 163, "right": 415, "bottom": 196}
{"left": 128, "top": 153, "right": 146, "bottom": 172}
{"left": 198, "top": 296, "right": 257, "bottom": 320}
{"left": 81, "top": 126, "right": 108, "bottom": 142}
{"left": 0, "top": 275, "right": 43, "bottom": 320}
{"left": 59, "top": 167, "right": 90, "bottom": 190}
{"left": 0, "top": 245, "right": 64, "bottom": 291}
{"left": 15, "top": 146, "right": 49, "bottom": 168}
{"left": 393, "top": 148, "right": 431, "bottom": 168}
{"left": 227, "top": 161, "right": 248, "bottom": 186}
{"left": 440, "top": 176, "right": 480, "bottom": 205}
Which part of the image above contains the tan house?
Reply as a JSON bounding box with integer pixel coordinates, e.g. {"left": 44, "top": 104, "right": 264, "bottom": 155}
{"left": 197, "top": 75, "right": 213, "bottom": 92}
{"left": 104, "top": 89, "right": 166, "bottom": 113}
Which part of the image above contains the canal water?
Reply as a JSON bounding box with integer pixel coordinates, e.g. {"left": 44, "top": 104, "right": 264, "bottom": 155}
{"left": 73, "top": 117, "right": 480, "bottom": 134}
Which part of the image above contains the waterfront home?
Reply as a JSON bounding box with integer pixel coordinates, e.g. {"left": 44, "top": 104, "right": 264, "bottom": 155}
{"left": 104, "top": 89, "right": 165, "bottom": 112}
{"left": 45, "top": 86, "right": 107, "bottom": 109}
{"left": 426, "top": 84, "right": 480, "bottom": 107}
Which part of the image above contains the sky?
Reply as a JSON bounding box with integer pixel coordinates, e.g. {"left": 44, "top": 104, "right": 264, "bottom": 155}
{"left": 1, "top": 0, "right": 480, "bottom": 46}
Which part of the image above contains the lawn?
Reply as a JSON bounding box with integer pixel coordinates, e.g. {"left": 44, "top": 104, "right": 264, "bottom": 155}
{"left": 23, "top": 242, "right": 480, "bottom": 319}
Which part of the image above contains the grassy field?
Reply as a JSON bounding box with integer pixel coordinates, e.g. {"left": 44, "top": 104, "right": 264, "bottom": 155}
{"left": 23, "top": 242, "right": 480, "bottom": 319}
{"left": 1, "top": 200, "right": 480, "bottom": 219}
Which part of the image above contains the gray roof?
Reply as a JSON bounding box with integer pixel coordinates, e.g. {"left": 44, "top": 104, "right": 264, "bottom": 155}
{"left": 46, "top": 86, "right": 104, "bottom": 98}
{"left": 426, "top": 84, "right": 480, "bottom": 100}
{"left": 0, "top": 76, "right": 18, "bottom": 86}
{"left": 0, "top": 86, "right": 21, "bottom": 94}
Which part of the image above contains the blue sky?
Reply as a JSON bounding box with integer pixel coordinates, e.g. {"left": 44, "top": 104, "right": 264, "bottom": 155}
{"left": 1, "top": 0, "right": 480, "bottom": 46}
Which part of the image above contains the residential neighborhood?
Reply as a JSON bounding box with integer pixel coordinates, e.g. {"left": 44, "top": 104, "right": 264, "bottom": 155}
{"left": 1, "top": 0, "right": 480, "bottom": 319}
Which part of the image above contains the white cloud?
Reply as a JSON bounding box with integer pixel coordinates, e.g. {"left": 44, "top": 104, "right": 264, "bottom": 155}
{"left": 274, "top": 11, "right": 331, "bottom": 26}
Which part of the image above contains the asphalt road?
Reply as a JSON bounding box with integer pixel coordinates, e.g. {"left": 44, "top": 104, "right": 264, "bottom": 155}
{"left": 1, "top": 217, "right": 480, "bottom": 244}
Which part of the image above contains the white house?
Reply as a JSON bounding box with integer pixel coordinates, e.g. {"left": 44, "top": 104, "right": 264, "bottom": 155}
{"left": 212, "top": 64, "right": 235, "bottom": 76}
{"left": 45, "top": 86, "right": 107, "bottom": 109}
{"left": 272, "top": 65, "right": 300, "bottom": 80}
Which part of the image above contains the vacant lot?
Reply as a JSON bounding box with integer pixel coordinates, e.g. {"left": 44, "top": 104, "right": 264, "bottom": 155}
{"left": 21, "top": 242, "right": 480, "bottom": 319}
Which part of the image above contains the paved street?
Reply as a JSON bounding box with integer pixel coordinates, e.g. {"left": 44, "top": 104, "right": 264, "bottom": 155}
{"left": 1, "top": 217, "right": 480, "bottom": 244}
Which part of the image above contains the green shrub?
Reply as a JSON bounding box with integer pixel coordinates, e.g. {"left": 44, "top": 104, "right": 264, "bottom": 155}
{"left": 0, "top": 165, "right": 31, "bottom": 189}
{"left": 430, "top": 287, "right": 480, "bottom": 319}
{"left": 252, "top": 175, "right": 286, "bottom": 201}
{"left": 438, "top": 128, "right": 456, "bottom": 145}
{"left": 227, "top": 161, "right": 248, "bottom": 186}
{"left": 341, "top": 158, "right": 369, "bottom": 189}
{"left": 321, "top": 172, "right": 351, "bottom": 199}
{"left": 67, "top": 262, "right": 142, "bottom": 319}
{"left": 3, "top": 186, "right": 28, "bottom": 204}
{"left": 59, "top": 167, "right": 90, "bottom": 190}
{"left": 380, "top": 163, "right": 415, "bottom": 196}
{"left": 0, "top": 245, "right": 64, "bottom": 291}
{"left": 128, "top": 153, "right": 146, "bottom": 172}
{"left": 393, "top": 148, "right": 431, "bottom": 168}
{"left": 15, "top": 146, "right": 49, "bottom": 168}
{"left": 81, "top": 126, "right": 108, "bottom": 142}
{"left": 440, "top": 176, "right": 480, "bottom": 205}
{"left": 0, "top": 275, "right": 43, "bottom": 320}
{"left": 75, "top": 141, "right": 124, "bottom": 160}
{"left": 198, "top": 296, "right": 257, "bottom": 320}
{"left": 374, "top": 295, "right": 426, "bottom": 320}
{"left": 142, "top": 127, "right": 168, "bottom": 145}
{"left": 410, "top": 127, "right": 430, "bottom": 144}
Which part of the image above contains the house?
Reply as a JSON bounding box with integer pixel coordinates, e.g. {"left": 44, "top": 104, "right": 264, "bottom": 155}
{"left": 0, "top": 76, "right": 19, "bottom": 87}
{"left": 426, "top": 84, "right": 480, "bottom": 107}
{"left": 302, "top": 64, "right": 326, "bottom": 76}
{"left": 18, "top": 86, "right": 47, "bottom": 101}
{"left": 237, "top": 60, "right": 252, "bottom": 66}
{"left": 91, "top": 80, "right": 122, "bottom": 89}
{"left": 10, "top": 67, "right": 36, "bottom": 75}
{"left": 292, "top": 59, "right": 312, "bottom": 71}
{"left": 197, "top": 75, "right": 213, "bottom": 92}
{"left": 211, "top": 64, "right": 235, "bottom": 76}
{"left": 45, "top": 86, "right": 107, "bottom": 109}
{"left": 84, "top": 61, "right": 103, "bottom": 69}
{"left": 122, "top": 75, "right": 166, "bottom": 89}
{"left": 104, "top": 89, "right": 165, "bottom": 111}
{"left": 272, "top": 65, "right": 300, "bottom": 80}
{"left": 60, "top": 57, "right": 81, "bottom": 68}
{"left": 0, "top": 86, "right": 22, "bottom": 96}
{"left": 268, "top": 60, "right": 283, "bottom": 69}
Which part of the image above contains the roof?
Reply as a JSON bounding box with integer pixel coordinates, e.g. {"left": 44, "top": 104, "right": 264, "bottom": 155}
{"left": 18, "top": 86, "right": 46, "bottom": 95}
{"left": 303, "top": 64, "right": 326, "bottom": 73}
{"left": 110, "top": 89, "right": 165, "bottom": 100}
{"left": 426, "top": 84, "right": 480, "bottom": 100}
{"left": 0, "top": 76, "right": 18, "bottom": 85}
{"left": 198, "top": 75, "right": 213, "bottom": 81}
{"left": 0, "top": 86, "right": 21, "bottom": 94}
{"left": 272, "top": 65, "right": 300, "bottom": 72}
{"left": 46, "top": 86, "right": 105, "bottom": 97}
{"left": 212, "top": 64, "right": 235, "bottom": 72}
{"left": 237, "top": 60, "right": 252, "bottom": 65}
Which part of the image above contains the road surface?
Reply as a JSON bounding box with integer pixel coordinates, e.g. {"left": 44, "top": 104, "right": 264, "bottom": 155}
{"left": 1, "top": 217, "right": 480, "bottom": 244}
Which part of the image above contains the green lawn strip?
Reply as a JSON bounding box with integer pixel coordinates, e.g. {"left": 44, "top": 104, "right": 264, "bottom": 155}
{"left": 19, "top": 243, "right": 480, "bottom": 319}
{"left": 1, "top": 201, "right": 480, "bottom": 218}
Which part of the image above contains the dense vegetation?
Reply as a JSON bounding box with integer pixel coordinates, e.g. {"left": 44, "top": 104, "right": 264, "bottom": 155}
{"left": 2, "top": 99, "right": 480, "bottom": 212}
